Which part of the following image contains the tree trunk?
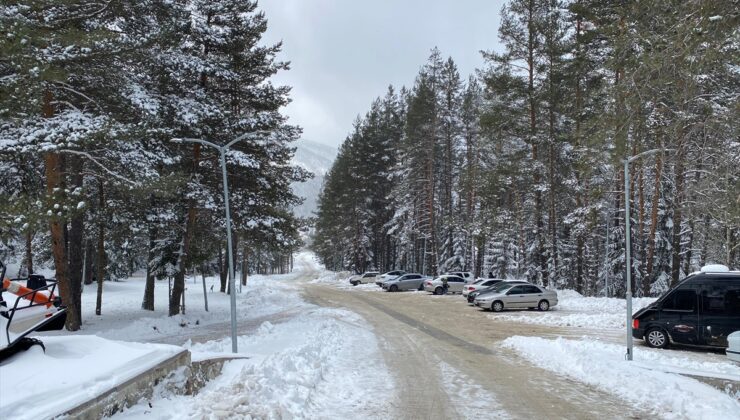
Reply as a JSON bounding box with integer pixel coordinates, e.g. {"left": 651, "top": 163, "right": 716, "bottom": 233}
{"left": 639, "top": 162, "right": 649, "bottom": 296}
{"left": 25, "top": 230, "right": 34, "bottom": 276}
{"left": 67, "top": 155, "right": 85, "bottom": 326}
{"left": 548, "top": 142, "right": 556, "bottom": 287}
{"left": 170, "top": 144, "right": 201, "bottom": 316}
{"left": 645, "top": 153, "right": 663, "bottom": 280}
{"left": 42, "top": 90, "right": 78, "bottom": 330}
{"left": 95, "top": 179, "right": 105, "bottom": 316}
{"left": 219, "top": 244, "right": 227, "bottom": 292}
{"left": 83, "top": 240, "right": 94, "bottom": 285}
{"left": 142, "top": 224, "right": 157, "bottom": 311}
{"left": 670, "top": 155, "right": 684, "bottom": 286}
{"left": 241, "top": 244, "right": 248, "bottom": 286}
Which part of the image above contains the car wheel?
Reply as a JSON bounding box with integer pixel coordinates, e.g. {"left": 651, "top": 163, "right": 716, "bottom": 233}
{"left": 417, "top": 283, "right": 424, "bottom": 291}
{"left": 434, "top": 287, "right": 443, "bottom": 295}
{"left": 645, "top": 328, "right": 669, "bottom": 349}
{"left": 538, "top": 300, "right": 550, "bottom": 311}
{"left": 492, "top": 301, "right": 504, "bottom": 312}
{"left": 389, "top": 285, "right": 398, "bottom": 292}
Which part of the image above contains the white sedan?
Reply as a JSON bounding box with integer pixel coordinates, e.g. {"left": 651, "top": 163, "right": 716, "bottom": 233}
{"left": 423, "top": 275, "right": 467, "bottom": 295}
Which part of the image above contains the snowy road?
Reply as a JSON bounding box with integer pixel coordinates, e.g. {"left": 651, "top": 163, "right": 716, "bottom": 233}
{"left": 302, "top": 283, "right": 648, "bottom": 419}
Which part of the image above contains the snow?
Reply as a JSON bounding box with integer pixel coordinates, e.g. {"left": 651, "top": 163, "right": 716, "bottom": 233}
{"left": 0, "top": 335, "right": 183, "bottom": 420}
{"left": 488, "top": 289, "right": 657, "bottom": 329}
{"left": 1, "top": 252, "right": 397, "bottom": 419}
{"left": 115, "top": 309, "right": 394, "bottom": 419}
{"left": 502, "top": 336, "right": 740, "bottom": 420}
{"left": 700, "top": 264, "right": 730, "bottom": 273}
{"left": 4, "top": 254, "right": 736, "bottom": 418}
{"left": 111, "top": 254, "right": 395, "bottom": 419}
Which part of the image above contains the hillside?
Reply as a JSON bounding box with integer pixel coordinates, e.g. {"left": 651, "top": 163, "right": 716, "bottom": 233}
{"left": 291, "top": 139, "right": 337, "bottom": 218}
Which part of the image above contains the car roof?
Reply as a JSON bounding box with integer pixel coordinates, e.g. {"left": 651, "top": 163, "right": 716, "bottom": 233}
{"left": 680, "top": 272, "right": 740, "bottom": 286}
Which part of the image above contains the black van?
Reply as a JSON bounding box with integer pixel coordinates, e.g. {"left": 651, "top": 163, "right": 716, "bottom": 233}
{"left": 632, "top": 270, "right": 740, "bottom": 349}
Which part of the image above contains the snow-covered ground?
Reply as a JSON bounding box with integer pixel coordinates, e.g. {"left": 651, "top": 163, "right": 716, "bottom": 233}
{"left": 4, "top": 256, "right": 738, "bottom": 419}
{"left": 0, "top": 336, "right": 183, "bottom": 420}
{"left": 2, "top": 253, "right": 396, "bottom": 419}
{"left": 116, "top": 307, "right": 394, "bottom": 419}
{"left": 489, "top": 289, "right": 657, "bottom": 329}
{"left": 503, "top": 336, "right": 740, "bottom": 420}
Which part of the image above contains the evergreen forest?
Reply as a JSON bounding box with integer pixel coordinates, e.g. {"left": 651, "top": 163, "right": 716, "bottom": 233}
{"left": 312, "top": 0, "right": 739, "bottom": 297}
{"left": 0, "top": 1, "right": 308, "bottom": 329}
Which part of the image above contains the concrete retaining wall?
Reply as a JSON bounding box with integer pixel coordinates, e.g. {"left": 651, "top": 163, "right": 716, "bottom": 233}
{"left": 61, "top": 352, "right": 249, "bottom": 419}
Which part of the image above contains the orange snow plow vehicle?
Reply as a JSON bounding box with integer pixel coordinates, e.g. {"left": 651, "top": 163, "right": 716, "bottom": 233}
{"left": 0, "top": 261, "right": 67, "bottom": 362}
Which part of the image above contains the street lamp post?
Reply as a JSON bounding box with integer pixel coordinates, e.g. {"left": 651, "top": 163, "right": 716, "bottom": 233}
{"left": 623, "top": 148, "right": 673, "bottom": 361}
{"left": 173, "top": 134, "right": 251, "bottom": 353}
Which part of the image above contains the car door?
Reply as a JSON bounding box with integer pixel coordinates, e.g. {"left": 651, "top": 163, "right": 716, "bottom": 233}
{"left": 505, "top": 286, "right": 528, "bottom": 308}
{"left": 659, "top": 287, "right": 700, "bottom": 345}
{"left": 522, "top": 285, "right": 544, "bottom": 307}
{"left": 700, "top": 278, "right": 740, "bottom": 347}
{"left": 401, "top": 275, "right": 419, "bottom": 290}
{"left": 448, "top": 276, "right": 465, "bottom": 292}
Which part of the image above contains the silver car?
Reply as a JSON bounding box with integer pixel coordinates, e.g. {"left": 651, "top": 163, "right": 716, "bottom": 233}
{"left": 423, "top": 275, "right": 467, "bottom": 294}
{"left": 474, "top": 283, "right": 558, "bottom": 312}
{"left": 382, "top": 273, "right": 427, "bottom": 292}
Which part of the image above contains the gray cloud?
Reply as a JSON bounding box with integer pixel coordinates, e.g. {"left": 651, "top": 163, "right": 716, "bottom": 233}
{"left": 260, "top": 0, "right": 505, "bottom": 147}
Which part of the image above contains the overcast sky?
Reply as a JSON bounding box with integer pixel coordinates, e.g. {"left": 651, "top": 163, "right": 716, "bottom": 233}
{"left": 259, "top": 0, "right": 506, "bottom": 148}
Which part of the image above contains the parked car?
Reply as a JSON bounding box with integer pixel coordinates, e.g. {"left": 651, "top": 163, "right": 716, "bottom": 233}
{"left": 423, "top": 275, "right": 467, "bottom": 295}
{"left": 349, "top": 271, "right": 380, "bottom": 286}
{"left": 632, "top": 265, "right": 740, "bottom": 349}
{"left": 728, "top": 331, "right": 740, "bottom": 363}
{"left": 444, "top": 271, "right": 474, "bottom": 282}
{"left": 474, "top": 283, "right": 558, "bottom": 312}
{"left": 382, "top": 273, "right": 427, "bottom": 292}
{"left": 467, "top": 280, "right": 529, "bottom": 304}
{"left": 462, "top": 279, "right": 506, "bottom": 297}
{"left": 377, "top": 270, "right": 406, "bottom": 286}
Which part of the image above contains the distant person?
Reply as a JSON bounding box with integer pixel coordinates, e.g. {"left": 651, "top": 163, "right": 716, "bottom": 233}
{"left": 488, "top": 271, "right": 494, "bottom": 278}
{"left": 441, "top": 276, "right": 449, "bottom": 294}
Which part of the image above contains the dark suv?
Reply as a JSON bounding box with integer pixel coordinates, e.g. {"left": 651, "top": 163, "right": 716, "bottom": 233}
{"left": 632, "top": 269, "right": 740, "bottom": 349}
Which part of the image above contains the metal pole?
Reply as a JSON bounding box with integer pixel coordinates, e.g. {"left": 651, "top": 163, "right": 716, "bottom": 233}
{"left": 220, "top": 148, "right": 238, "bottom": 353}
{"left": 624, "top": 159, "right": 633, "bottom": 361}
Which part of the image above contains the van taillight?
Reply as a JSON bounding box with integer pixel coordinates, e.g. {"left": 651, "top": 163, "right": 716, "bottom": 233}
{"left": 632, "top": 319, "right": 639, "bottom": 329}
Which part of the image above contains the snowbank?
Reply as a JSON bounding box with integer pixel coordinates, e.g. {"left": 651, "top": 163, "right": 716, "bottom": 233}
{"left": 502, "top": 336, "right": 740, "bottom": 419}
{"left": 114, "top": 307, "right": 394, "bottom": 419}
{"left": 0, "top": 335, "right": 183, "bottom": 420}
